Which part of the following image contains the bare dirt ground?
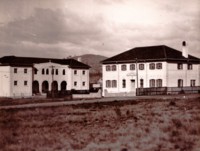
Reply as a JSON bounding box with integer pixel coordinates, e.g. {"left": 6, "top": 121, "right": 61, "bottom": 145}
{"left": 0, "top": 97, "right": 200, "bottom": 151}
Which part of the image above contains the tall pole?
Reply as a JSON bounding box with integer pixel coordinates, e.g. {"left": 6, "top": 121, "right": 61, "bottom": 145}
{"left": 50, "top": 65, "right": 55, "bottom": 98}
{"left": 136, "top": 58, "right": 139, "bottom": 88}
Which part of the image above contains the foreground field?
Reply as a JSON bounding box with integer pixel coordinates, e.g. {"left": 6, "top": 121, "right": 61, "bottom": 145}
{"left": 0, "top": 98, "right": 200, "bottom": 151}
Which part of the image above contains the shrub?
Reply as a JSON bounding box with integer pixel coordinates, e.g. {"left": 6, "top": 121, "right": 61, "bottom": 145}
{"left": 169, "top": 100, "right": 176, "bottom": 106}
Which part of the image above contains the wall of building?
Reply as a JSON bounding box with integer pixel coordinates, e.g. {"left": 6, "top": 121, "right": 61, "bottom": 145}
{"left": 71, "top": 69, "right": 89, "bottom": 90}
{"left": 34, "top": 62, "right": 89, "bottom": 93}
{"left": 34, "top": 62, "right": 70, "bottom": 92}
{"left": 0, "top": 66, "right": 11, "bottom": 97}
{"left": 167, "top": 63, "right": 200, "bottom": 87}
{"left": 102, "top": 61, "right": 200, "bottom": 96}
{"left": 10, "top": 66, "right": 32, "bottom": 97}
{"left": 102, "top": 61, "right": 197, "bottom": 96}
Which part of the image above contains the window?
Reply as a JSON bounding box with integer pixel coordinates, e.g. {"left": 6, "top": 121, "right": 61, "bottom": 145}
{"left": 122, "top": 79, "right": 126, "bottom": 88}
{"left": 121, "top": 65, "right": 127, "bottom": 71}
{"left": 112, "top": 65, "right": 116, "bottom": 71}
{"left": 156, "top": 63, "right": 162, "bottom": 69}
{"left": 56, "top": 69, "right": 58, "bottom": 75}
{"left": 139, "top": 64, "right": 144, "bottom": 70}
{"left": 42, "top": 69, "right": 45, "bottom": 75}
{"left": 46, "top": 69, "right": 49, "bottom": 75}
{"left": 106, "top": 80, "right": 111, "bottom": 88}
{"left": 82, "top": 82, "right": 85, "bottom": 86}
{"left": 74, "top": 70, "right": 77, "bottom": 75}
{"left": 82, "top": 70, "right": 85, "bottom": 75}
{"left": 106, "top": 65, "right": 111, "bottom": 71}
{"left": 156, "top": 79, "right": 162, "bottom": 87}
{"left": 130, "top": 64, "right": 135, "bottom": 70}
{"left": 14, "top": 81, "right": 17, "bottom": 86}
{"left": 178, "top": 79, "right": 183, "bottom": 87}
{"left": 112, "top": 80, "right": 117, "bottom": 88}
{"left": 14, "top": 68, "right": 17, "bottom": 73}
{"left": 150, "top": 79, "right": 155, "bottom": 87}
{"left": 24, "top": 68, "right": 27, "bottom": 74}
{"left": 140, "top": 79, "right": 144, "bottom": 88}
{"left": 191, "top": 80, "right": 195, "bottom": 87}
{"left": 188, "top": 64, "right": 193, "bottom": 70}
{"left": 34, "top": 69, "right": 38, "bottom": 74}
{"left": 149, "top": 63, "right": 155, "bottom": 70}
{"left": 74, "top": 81, "right": 77, "bottom": 86}
{"left": 177, "top": 63, "right": 183, "bottom": 70}
{"left": 63, "top": 69, "right": 65, "bottom": 75}
{"left": 24, "top": 81, "right": 28, "bottom": 86}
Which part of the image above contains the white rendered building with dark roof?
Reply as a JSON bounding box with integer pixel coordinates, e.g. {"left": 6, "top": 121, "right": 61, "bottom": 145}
{"left": 0, "top": 56, "right": 90, "bottom": 98}
{"left": 101, "top": 42, "right": 200, "bottom": 97}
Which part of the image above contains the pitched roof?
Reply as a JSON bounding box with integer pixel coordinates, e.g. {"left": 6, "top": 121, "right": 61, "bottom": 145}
{"left": 0, "top": 56, "right": 90, "bottom": 69}
{"left": 102, "top": 45, "right": 200, "bottom": 64}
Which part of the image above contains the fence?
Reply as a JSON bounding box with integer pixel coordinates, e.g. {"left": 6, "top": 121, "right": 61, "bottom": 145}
{"left": 136, "top": 86, "right": 200, "bottom": 96}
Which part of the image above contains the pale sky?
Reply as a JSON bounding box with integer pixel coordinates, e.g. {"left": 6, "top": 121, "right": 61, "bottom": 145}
{"left": 0, "top": 0, "right": 199, "bottom": 58}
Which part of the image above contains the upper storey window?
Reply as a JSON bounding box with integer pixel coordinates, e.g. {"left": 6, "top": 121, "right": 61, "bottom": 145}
{"left": 112, "top": 65, "right": 116, "bottom": 71}
{"left": 188, "top": 64, "right": 193, "bottom": 70}
{"left": 34, "top": 69, "right": 38, "bottom": 74}
{"left": 177, "top": 63, "right": 183, "bottom": 70}
{"left": 106, "top": 65, "right": 111, "bottom": 71}
{"left": 14, "top": 68, "right": 17, "bottom": 73}
{"left": 130, "top": 64, "right": 135, "bottom": 70}
{"left": 46, "top": 69, "right": 49, "bottom": 75}
{"left": 24, "top": 68, "right": 27, "bottom": 74}
{"left": 149, "top": 63, "right": 155, "bottom": 70}
{"left": 121, "top": 65, "right": 127, "bottom": 71}
{"left": 42, "top": 69, "right": 45, "bottom": 75}
{"left": 63, "top": 69, "right": 65, "bottom": 75}
{"left": 156, "top": 63, "right": 162, "bottom": 69}
{"left": 139, "top": 64, "right": 144, "bottom": 70}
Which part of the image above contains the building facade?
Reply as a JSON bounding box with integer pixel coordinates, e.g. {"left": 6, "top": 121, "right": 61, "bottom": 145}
{"left": 102, "top": 42, "right": 200, "bottom": 97}
{"left": 0, "top": 56, "right": 90, "bottom": 98}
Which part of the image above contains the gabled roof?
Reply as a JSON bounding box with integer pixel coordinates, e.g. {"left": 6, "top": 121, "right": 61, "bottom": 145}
{"left": 102, "top": 45, "right": 200, "bottom": 64}
{"left": 0, "top": 56, "right": 90, "bottom": 69}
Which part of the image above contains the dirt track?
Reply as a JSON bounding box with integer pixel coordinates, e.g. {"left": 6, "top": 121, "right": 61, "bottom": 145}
{"left": 0, "top": 94, "right": 199, "bottom": 110}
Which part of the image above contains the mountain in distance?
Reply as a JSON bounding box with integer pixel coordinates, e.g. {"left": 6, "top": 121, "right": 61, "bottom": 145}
{"left": 73, "top": 54, "right": 107, "bottom": 83}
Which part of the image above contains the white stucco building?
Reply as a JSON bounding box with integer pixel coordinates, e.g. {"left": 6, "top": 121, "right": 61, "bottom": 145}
{"left": 0, "top": 56, "right": 90, "bottom": 98}
{"left": 0, "top": 65, "right": 32, "bottom": 97}
{"left": 102, "top": 42, "right": 200, "bottom": 97}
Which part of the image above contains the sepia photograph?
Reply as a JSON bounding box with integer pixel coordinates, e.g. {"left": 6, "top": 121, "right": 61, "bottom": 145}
{"left": 0, "top": 0, "right": 200, "bottom": 150}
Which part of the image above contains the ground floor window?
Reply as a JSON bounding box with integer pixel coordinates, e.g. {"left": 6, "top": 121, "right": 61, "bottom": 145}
{"left": 122, "top": 79, "right": 126, "bottom": 88}
{"left": 156, "top": 79, "right": 162, "bottom": 87}
{"left": 106, "top": 80, "right": 117, "bottom": 88}
{"left": 112, "top": 80, "right": 117, "bottom": 88}
{"left": 106, "top": 80, "right": 111, "bottom": 88}
{"left": 178, "top": 79, "right": 183, "bottom": 87}
{"left": 140, "top": 79, "right": 144, "bottom": 88}
{"left": 24, "top": 81, "right": 28, "bottom": 86}
{"left": 14, "top": 81, "right": 17, "bottom": 86}
{"left": 149, "top": 79, "right": 155, "bottom": 87}
{"left": 190, "top": 80, "right": 195, "bottom": 87}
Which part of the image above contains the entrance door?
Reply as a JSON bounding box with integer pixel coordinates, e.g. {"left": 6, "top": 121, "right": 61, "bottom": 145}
{"left": 130, "top": 79, "right": 135, "bottom": 92}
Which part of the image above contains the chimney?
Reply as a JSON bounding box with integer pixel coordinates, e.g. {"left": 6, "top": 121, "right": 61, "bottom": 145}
{"left": 77, "top": 57, "right": 81, "bottom": 62}
{"left": 182, "top": 41, "right": 188, "bottom": 58}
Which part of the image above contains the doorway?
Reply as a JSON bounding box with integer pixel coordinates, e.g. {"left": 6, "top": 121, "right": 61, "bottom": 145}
{"left": 130, "top": 79, "right": 135, "bottom": 92}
